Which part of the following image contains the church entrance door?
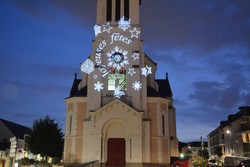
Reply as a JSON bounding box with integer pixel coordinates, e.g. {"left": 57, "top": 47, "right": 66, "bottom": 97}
{"left": 106, "top": 138, "right": 126, "bottom": 167}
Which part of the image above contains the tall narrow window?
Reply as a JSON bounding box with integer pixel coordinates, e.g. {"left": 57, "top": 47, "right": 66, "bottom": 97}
{"left": 115, "top": 0, "right": 121, "bottom": 21}
{"left": 107, "top": 0, "right": 112, "bottom": 21}
{"left": 69, "top": 116, "right": 73, "bottom": 135}
{"left": 162, "top": 115, "right": 165, "bottom": 135}
{"left": 124, "top": 0, "right": 129, "bottom": 20}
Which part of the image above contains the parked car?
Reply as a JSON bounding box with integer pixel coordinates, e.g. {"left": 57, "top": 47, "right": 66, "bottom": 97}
{"left": 224, "top": 156, "right": 250, "bottom": 167}
{"left": 172, "top": 157, "right": 190, "bottom": 167}
{"left": 236, "top": 159, "right": 250, "bottom": 167}
{"left": 207, "top": 159, "right": 223, "bottom": 167}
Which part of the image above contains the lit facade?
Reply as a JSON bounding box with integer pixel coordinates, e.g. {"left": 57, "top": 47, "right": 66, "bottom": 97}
{"left": 207, "top": 106, "right": 250, "bottom": 159}
{"left": 64, "top": 0, "right": 179, "bottom": 166}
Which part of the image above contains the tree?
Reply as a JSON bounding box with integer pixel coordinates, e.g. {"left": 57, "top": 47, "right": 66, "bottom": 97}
{"left": 26, "top": 115, "right": 64, "bottom": 160}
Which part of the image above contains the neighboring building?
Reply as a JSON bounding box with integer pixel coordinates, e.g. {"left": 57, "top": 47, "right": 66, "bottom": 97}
{"left": 181, "top": 141, "right": 208, "bottom": 157}
{"left": 207, "top": 106, "right": 250, "bottom": 159}
{"left": 0, "top": 118, "right": 30, "bottom": 167}
{"left": 63, "top": 0, "right": 179, "bottom": 167}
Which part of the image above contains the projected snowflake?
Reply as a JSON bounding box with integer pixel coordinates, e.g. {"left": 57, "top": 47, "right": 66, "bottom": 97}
{"left": 94, "top": 25, "right": 102, "bottom": 36}
{"left": 132, "top": 81, "right": 142, "bottom": 91}
{"left": 113, "top": 86, "right": 125, "bottom": 98}
{"left": 107, "top": 46, "right": 129, "bottom": 71}
{"left": 118, "top": 16, "right": 131, "bottom": 31}
{"left": 81, "top": 59, "right": 94, "bottom": 74}
{"left": 94, "top": 81, "right": 104, "bottom": 92}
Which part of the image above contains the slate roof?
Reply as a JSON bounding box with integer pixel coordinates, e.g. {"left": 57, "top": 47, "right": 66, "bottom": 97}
{"left": 0, "top": 118, "right": 30, "bottom": 139}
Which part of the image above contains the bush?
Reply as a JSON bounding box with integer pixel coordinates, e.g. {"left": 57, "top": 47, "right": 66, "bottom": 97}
{"left": 19, "top": 158, "right": 36, "bottom": 166}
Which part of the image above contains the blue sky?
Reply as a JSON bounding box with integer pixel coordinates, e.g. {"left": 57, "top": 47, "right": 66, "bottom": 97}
{"left": 0, "top": 0, "right": 250, "bottom": 142}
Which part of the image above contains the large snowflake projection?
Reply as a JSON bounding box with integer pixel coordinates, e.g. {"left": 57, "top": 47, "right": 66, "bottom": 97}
{"left": 81, "top": 59, "right": 95, "bottom": 74}
{"left": 132, "top": 52, "right": 139, "bottom": 60}
{"left": 107, "top": 46, "right": 129, "bottom": 70}
{"left": 94, "top": 24, "right": 102, "bottom": 36}
{"left": 132, "top": 81, "right": 142, "bottom": 91}
{"left": 102, "top": 22, "right": 113, "bottom": 33}
{"left": 118, "top": 16, "right": 131, "bottom": 31}
{"left": 128, "top": 68, "right": 136, "bottom": 77}
{"left": 141, "top": 65, "right": 152, "bottom": 77}
{"left": 113, "top": 86, "right": 125, "bottom": 99}
{"left": 130, "top": 28, "right": 140, "bottom": 38}
{"left": 94, "top": 81, "right": 104, "bottom": 92}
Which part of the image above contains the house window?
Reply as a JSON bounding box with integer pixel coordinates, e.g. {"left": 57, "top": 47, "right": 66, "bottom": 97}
{"left": 108, "top": 67, "right": 126, "bottom": 91}
{"left": 107, "top": 0, "right": 112, "bottom": 21}
{"left": 115, "top": 0, "right": 121, "bottom": 21}
{"left": 124, "top": 0, "right": 129, "bottom": 20}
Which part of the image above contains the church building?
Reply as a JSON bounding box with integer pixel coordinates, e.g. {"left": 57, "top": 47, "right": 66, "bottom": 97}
{"left": 64, "top": 0, "right": 179, "bottom": 166}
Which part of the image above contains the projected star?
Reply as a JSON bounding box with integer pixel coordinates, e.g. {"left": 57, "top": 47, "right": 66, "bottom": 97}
{"left": 130, "top": 28, "right": 140, "bottom": 38}
{"left": 94, "top": 24, "right": 102, "bottom": 36}
{"left": 132, "top": 52, "right": 139, "bottom": 60}
{"left": 141, "top": 65, "right": 152, "bottom": 77}
{"left": 103, "top": 22, "right": 113, "bottom": 33}
{"left": 128, "top": 68, "right": 136, "bottom": 76}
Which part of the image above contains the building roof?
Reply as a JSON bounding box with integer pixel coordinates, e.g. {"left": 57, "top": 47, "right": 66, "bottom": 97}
{"left": 208, "top": 106, "right": 250, "bottom": 136}
{"left": 0, "top": 118, "right": 30, "bottom": 139}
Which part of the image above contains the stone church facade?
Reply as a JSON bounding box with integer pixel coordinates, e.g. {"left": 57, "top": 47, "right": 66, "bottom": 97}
{"left": 64, "top": 0, "right": 179, "bottom": 166}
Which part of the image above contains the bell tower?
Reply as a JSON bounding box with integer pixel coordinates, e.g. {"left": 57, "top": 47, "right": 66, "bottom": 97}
{"left": 96, "top": 0, "right": 141, "bottom": 25}
{"left": 86, "top": 0, "right": 152, "bottom": 114}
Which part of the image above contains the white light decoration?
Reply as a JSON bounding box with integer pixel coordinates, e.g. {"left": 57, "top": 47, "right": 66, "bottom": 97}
{"left": 94, "top": 25, "right": 102, "bottom": 36}
{"left": 146, "top": 65, "right": 152, "bottom": 75}
{"left": 130, "top": 28, "right": 140, "bottom": 38}
{"left": 94, "top": 81, "right": 104, "bottom": 92}
{"left": 83, "top": 17, "right": 155, "bottom": 97}
{"left": 132, "top": 81, "right": 142, "bottom": 91}
{"left": 113, "top": 86, "right": 125, "bottom": 98}
{"left": 93, "top": 75, "right": 98, "bottom": 79}
{"left": 107, "top": 46, "right": 129, "bottom": 70}
{"left": 81, "top": 59, "right": 95, "bottom": 74}
{"left": 118, "top": 16, "right": 131, "bottom": 31}
{"left": 128, "top": 68, "right": 136, "bottom": 76}
{"left": 141, "top": 65, "right": 152, "bottom": 77}
{"left": 103, "top": 22, "right": 113, "bottom": 33}
{"left": 132, "top": 52, "right": 139, "bottom": 60}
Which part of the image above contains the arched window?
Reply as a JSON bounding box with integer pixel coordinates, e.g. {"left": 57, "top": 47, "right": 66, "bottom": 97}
{"left": 108, "top": 67, "right": 126, "bottom": 91}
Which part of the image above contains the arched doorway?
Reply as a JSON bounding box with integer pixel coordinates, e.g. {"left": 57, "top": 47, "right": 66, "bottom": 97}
{"left": 107, "top": 138, "right": 126, "bottom": 166}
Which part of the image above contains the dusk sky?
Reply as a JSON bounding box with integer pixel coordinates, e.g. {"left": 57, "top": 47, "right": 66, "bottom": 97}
{"left": 0, "top": 0, "right": 249, "bottom": 142}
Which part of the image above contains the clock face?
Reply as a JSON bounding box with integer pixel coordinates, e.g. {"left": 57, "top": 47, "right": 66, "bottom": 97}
{"left": 111, "top": 52, "right": 124, "bottom": 63}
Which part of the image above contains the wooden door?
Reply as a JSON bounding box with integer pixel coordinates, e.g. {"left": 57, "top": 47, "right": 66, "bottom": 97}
{"left": 107, "top": 138, "right": 125, "bottom": 166}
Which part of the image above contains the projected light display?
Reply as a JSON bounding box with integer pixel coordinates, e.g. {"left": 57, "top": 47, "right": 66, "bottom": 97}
{"left": 81, "top": 17, "right": 151, "bottom": 98}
